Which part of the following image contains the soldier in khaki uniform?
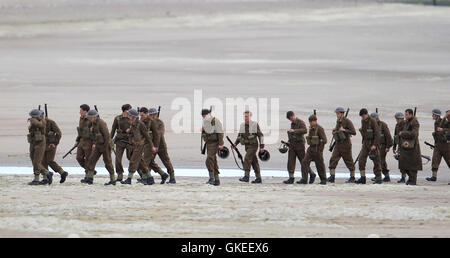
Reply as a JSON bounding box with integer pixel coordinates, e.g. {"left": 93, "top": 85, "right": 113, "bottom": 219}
{"left": 84, "top": 110, "right": 116, "bottom": 185}
{"left": 121, "top": 109, "right": 155, "bottom": 185}
{"left": 233, "top": 111, "right": 265, "bottom": 184}
{"left": 137, "top": 107, "right": 168, "bottom": 184}
{"left": 398, "top": 109, "right": 422, "bottom": 185}
{"left": 356, "top": 109, "right": 382, "bottom": 184}
{"left": 110, "top": 104, "right": 132, "bottom": 182}
{"left": 370, "top": 113, "right": 393, "bottom": 182}
{"left": 41, "top": 112, "right": 68, "bottom": 184}
{"left": 75, "top": 104, "right": 93, "bottom": 181}
{"left": 283, "top": 111, "right": 316, "bottom": 184}
{"left": 149, "top": 108, "right": 176, "bottom": 184}
{"left": 328, "top": 107, "right": 356, "bottom": 183}
{"left": 393, "top": 112, "right": 407, "bottom": 183}
{"left": 27, "top": 109, "right": 53, "bottom": 185}
{"left": 201, "top": 108, "right": 224, "bottom": 186}
{"left": 426, "top": 109, "right": 450, "bottom": 182}
{"left": 300, "top": 115, "right": 327, "bottom": 185}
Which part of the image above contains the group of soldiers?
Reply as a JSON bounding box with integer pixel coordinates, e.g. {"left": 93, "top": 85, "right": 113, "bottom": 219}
{"left": 27, "top": 104, "right": 175, "bottom": 186}
{"left": 200, "top": 107, "right": 449, "bottom": 186}
{"left": 27, "top": 104, "right": 449, "bottom": 187}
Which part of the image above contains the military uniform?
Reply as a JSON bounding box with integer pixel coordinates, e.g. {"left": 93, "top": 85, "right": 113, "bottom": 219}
{"left": 377, "top": 120, "right": 393, "bottom": 178}
{"left": 431, "top": 117, "right": 450, "bottom": 177}
{"left": 234, "top": 121, "right": 264, "bottom": 182}
{"left": 393, "top": 119, "right": 407, "bottom": 181}
{"left": 287, "top": 118, "right": 314, "bottom": 180}
{"left": 328, "top": 116, "right": 356, "bottom": 180}
{"left": 76, "top": 116, "right": 93, "bottom": 175}
{"left": 28, "top": 115, "right": 52, "bottom": 184}
{"left": 110, "top": 114, "right": 132, "bottom": 181}
{"left": 301, "top": 124, "right": 327, "bottom": 184}
{"left": 357, "top": 116, "right": 382, "bottom": 183}
{"left": 85, "top": 117, "right": 116, "bottom": 183}
{"left": 398, "top": 117, "right": 422, "bottom": 184}
{"left": 202, "top": 116, "right": 224, "bottom": 184}
{"left": 42, "top": 118, "right": 68, "bottom": 182}
{"left": 151, "top": 117, "right": 176, "bottom": 182}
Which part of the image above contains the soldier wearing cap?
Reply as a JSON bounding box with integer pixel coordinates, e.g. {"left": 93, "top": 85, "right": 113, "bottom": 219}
{"left": 284, "top": 111, "right": 316, "bottom": 184}
{"left": 136, "top": 107, "right": 169, "bottom": 184}
{"left": 110, "top": 104, "right": 132, "bottom": 182}
{"left": 427, "top": 109, "right": 450, "bottom": 182}
{"left": 370, "top": 112, "right": 393, "bottom": 182}
{"left": 201, "top": 108, "right": 224, "bottom": 186}
{"left": 40, "top": 111, "right": 68, "bottom": 183}
{"left": 84, "top": 110, "right": 116, "bottom": 185}
{"left": 148, "top": 107, "right": 176, "bottom": 184}
{"left": 393, "top": 112, "right": 407, "bottom": 182}
{"left": 398, "top": 109, "right": 422, "bottom": 185}
{"left": 27, "top": 109, "right": 53, "bottom": 185}
{"left": 356, "top": 108, "right": 382, "bottom": 184}
{"left": 328, "top": 107, "right": 356, "bottom": 183}
{"left": 75, "top": 104, "right": 93, "bottom": 181}
{"left": 121, "top": 109, "right": 155, "bottom": 185}
{"left": 300, "top": 115, "right": 327, "bottom": 185}
{"left": 233, "top": 110, "right": 265, "bottom": 184}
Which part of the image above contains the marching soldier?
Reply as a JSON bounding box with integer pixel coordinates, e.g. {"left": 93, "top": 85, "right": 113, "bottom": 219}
{"left": 328, "top": 107, "right": 356, "bottom": 183}
{"left": 233, "top": 111, "right": 265, "bottom": 184}
{"left": 426, "top": 109, "right": 450, "bottom": 182}
{"left": 393, "top": 112, "right": 407, "bottom": 183}
{"left": 284, "top": 111, "right": 316, "bottom": 184}
{"left": 137, "top": 107, "right": 168, "bottom": 184}
{"left": 370, "top": 112, "right": 393, "bottom": 182}
{"left": 398, "top": 109, "right": 422, "bottom": 185}
{"left": 41, "top": 112, "right": 68, "bottom": 183}
{"left": 121, "top": 109, "right": 155, "bottom": 185}
{"left": 201, "top": 108, "right": 224, "bottom": 186}
{"left": 83, "top": 110, "right": 116, "bottom": 185}
{"left": 356, "top": 109, "right": 382, "bottom": 184}
{"left": 75, "top": 104, "right": 93, "bottom": 181}
{"left": 27, "top": 109, "right": 53, "bottom": 185}
{"left": 110, "top": 104, "right": 132, "bottom": 182}
{"left": 149, "top": 108, "right": 176, "bottom": 184}
{"left": 300, "top": 115, "right": 327, "bottom": 185}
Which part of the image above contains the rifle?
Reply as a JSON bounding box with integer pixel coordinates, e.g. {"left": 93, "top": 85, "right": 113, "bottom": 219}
{"left": 424, "top": 141, "right": 435, "bottom": 149}
{"left": 38, "top": 105, "right": 41, "bottom": 110}
{"left": 313, "top": 109, "right": 316, "bottom": 115}
{"left": 329, "top": 108, "right": 350, "bottom": 152}
{"left": 352, "top": 152, "right": 360, "bottom": 170}
{"left": 281, "top": 140, "right": 290, "bottom": 147}
{"left": 414, "top": 107, "right": 417, "bottom": 116}
{"left": 157, "top": 106, "right": 161, "bottom": 118}
{"left": 201, "top": 106, "right": 212, "bottom": 155}
{"left": 63, "top": 145, "right": 77, "bottom": 159}
{"left": 226, "top": 136, "right": 244, "bottom": 170}
{"left": 44, "top": 103, "right": 48, "bottom": 118}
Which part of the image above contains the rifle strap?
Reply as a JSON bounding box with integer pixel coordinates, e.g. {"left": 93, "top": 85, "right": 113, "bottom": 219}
{"left": 230, "top": 147, "right": 244, "bottom": 170}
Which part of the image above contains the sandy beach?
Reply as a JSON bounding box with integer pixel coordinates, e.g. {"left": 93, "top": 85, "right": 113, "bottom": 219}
{"left": 0, "top": 0, "right": 449, "bottom": 237}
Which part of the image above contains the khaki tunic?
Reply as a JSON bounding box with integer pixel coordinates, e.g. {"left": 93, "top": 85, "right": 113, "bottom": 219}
{"left": 399, "top": 117, "right": 422, "bottom": 171}
{"left": 86, "top": 118, "right": 115, "bottom": 179}
{"left": 301, "top": 124, "right": 327, "bottom": 182}
{"left": 128, "top": 119, "right": 152, "bottom": 173}
{"left": 287, "top": 118, "right": 310, "bottom": 175}
{"left": 202, "top": 117, "right": 224, "bottom": 180}
{"left": 28, "top": 117, "right": 47, "bottom": 176}
{"left": 234, "top": 121, "right": 264, "bottom": 177}
{"left": 151, "top": 118, "right": 175, "bottom": 179}
{"left": 329, "top": 117, "right": 356, "bottom": 171}
{"left": 431, "top": 117, "right": 450, "bottom": 171}
{"left": 110, "top": 115, "right": 132, "bottom": 174}
{"left": 76, "top": 116, "right": 92, "bottom": 171}
{"left": 42, "top": 118, "right": 64, "bottom": 174}
{"left": 377, "top": 120, "right": 393, "bottom": 174}
{"left": 358, "top": 117, "right": 382, "bottom": 177}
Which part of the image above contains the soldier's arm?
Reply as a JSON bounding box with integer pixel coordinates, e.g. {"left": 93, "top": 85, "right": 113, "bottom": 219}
{"left": 234, "top": 133, "right": 241, "bottom": 146}
{"left": 110, "top": 117, "right": 117, "bottom": 139}
{"left": 101, "top": 121, "right": 111, "bottom": 146}
{"left": 384, "top": 123, "right": 393, "bottom": 148}
{"left": 216, "top": 119, "right": 225, "bottom": 146}
{"left": 30, "top": 118, "right": 45, "bottom": 129}
{"left": 345, "top": 119, "right": 357, "bottom": 136}
{"left": 293, "top": 120, "right": 308, "bottom": 134}
{"left": 257, "top": 124, "right": 265, "bottom": 149}
{"left": 401, "top": 120, "right": 420, "bottom": 138}
{"left": 53, "top": 120, "right": 62, "bottom": 145}
{"left": 152, "top": 120, "right": 162, "bottom": 148}
{"left": 141, "top": 123, "right": 154, "bottom": 149}
{"left": 319, "top": 126, "right": 327, "bottom": 145}
{"left": 372, "top": 119, "right": 381, "bottom": 146}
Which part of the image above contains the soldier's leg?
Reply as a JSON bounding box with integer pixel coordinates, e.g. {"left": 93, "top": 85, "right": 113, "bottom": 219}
{"left": 102, "top": 147, "right": 116, "bottom": 182}
{"left": 114, "top": 144, "right": 126, "bottom": 181}
{"left": 76, "top": 145, "right": 87, "bottom": 170}
{"left": 328, "top": 147, "right": 341, "bottom": 180}
{"left": 372, "top": 149, "right": 382, "bottom": 180}
{"left": 430, "top": 148, "right": 442, "bottom": 180}
{"left": 408, "top": 170, "right": 418, "bottom": 185}
{"left": 34, "top": 143, "right": 50, "bottom": 180}
{"left": 86, "top": 149, "right": 101, "bottom": 180}
{"left": 296, "top": 145, "right": 314, "bottom": 176}
{"left": 158, "top": 148, "right": 175, "bottom": 181}
{"left": 30, "top": 144, "right": 40, "bottom": 182}
{"left": 443, "top": 149, "right": 450, "bottom": 168}
{"left": 206, "top": 143, "right": 218, "bottom": 180}
{"left": 243, "top": 146, "right": 254, "bottom": 178}
{"left": 300, "top": 150, "right": 313, "bottom": 183}
{"left": 46, "top": 148, "right": 64, "bottom": 175}
{"left": 379, "top": 147, "right": 389, "bottom": 177}
{"left": 126, "top": 145, "right": 144, "bottom": 181}
{"left": 340, "top": 145, "right": 356, "bottom": 179}
{"left": 358, "top": 146, "right": 369, "bottom": 178}
{"left": 287, "top": 146, "right": 297, "bottom": 179}
{"left": 315, "top": 151, "right": 327, "bottom": 183}
{"left": 251, "top": 148, "right": 261, "bottom": 179}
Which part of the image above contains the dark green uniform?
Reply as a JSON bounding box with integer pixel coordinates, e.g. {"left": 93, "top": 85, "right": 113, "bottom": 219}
{"left": 202, "top": 116, "right": 224, "bottom": 181}
{"left": 398, "top": 117, "right": 422, "bottom": 184}
{"left": 28, "top": 117, "right": 50, "bottom": 181}
{"left": 329, "top": 117, "right": 356, "bottom": 177}
{"left": 76, "top": 116, "right": 92, "bottom": 174}
{"left": 358, "top": 116, "right": 382, "bottom": 179}
{"left": 301, "top": 124, "right": 327, "bottom": 183}
{"left": 110, "top": 114, "right": 132, "bottom": 181}
{"left": 377, "top": 120, "right": 393, "bottom": 177}
{"left": 287, "top": 118, "right": 314, "bottom": 179}
{"left": 431, "top": 117, "right": 450, "bottom": 177}
{"left": 86, "top": 118, "right": 115, "bottom": 181}
{"left": 234, "top": 121, "right": 264, "bottom": 180}
{"left": 42, "top": 118, "right": 65, "bottom": 175}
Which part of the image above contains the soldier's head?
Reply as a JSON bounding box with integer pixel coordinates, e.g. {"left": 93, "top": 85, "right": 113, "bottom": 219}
{"left": 139, "top": 107, "right": 149, "bottom": 119}
{"left": 149, "top": 108, "right": 159, "bottom": 119}
{"left": 370, "top": 112, "right": 379, "bottom": 121}
{"left": 127, "top": 109, "right": 139, "bottom": 122}
{"left": 244, "top": 110, "right": 252, "bottom": 124}
{"left": 405, "top": 109, "right": 414, "bottom": 120}
{"left": 121, "top": 104, "right": 132, "bottom": 117}
{"left": 286, "top": 111, "right": 295, "bottom": 122}
{"left": 86, "top": 109, "right": 99, "bottom": 122}
{"left": 359, "top": 108, "right": 369, "bottom": 120}
{"left": 79, "top": 104, "right": 90, "bottom": 117}
{"left": 201, "top": 108, "right": 211, "bottom": 119}
{"left": 39, "top": 110, "right": 45, "bottom": 120}
{"left": 432, "top": 109, "right": 441, "bottom": 120}
{"left": 29, "top": 109, "right": 41, "bottom": 119}
{"left": 394, "top": 112, "right": 404, "bottom": 123}
{"left": 446, "top": 110, "right": 450, "bottom": 119}
{"left": 308, "top": 115, "right": 317, "bottom": 127}
{"left": 335, "top": 107, "right": 345, "bottom": 119}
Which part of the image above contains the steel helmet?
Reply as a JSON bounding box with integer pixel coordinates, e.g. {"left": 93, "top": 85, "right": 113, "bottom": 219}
{"left": 278, "top": 142, "right": 288, "bottom": 154}
{"left": 217, "top": 146, "right": 230, "bottom": 159}
{"left": 258, "top": 150, "right": 270, "bottom": 161}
